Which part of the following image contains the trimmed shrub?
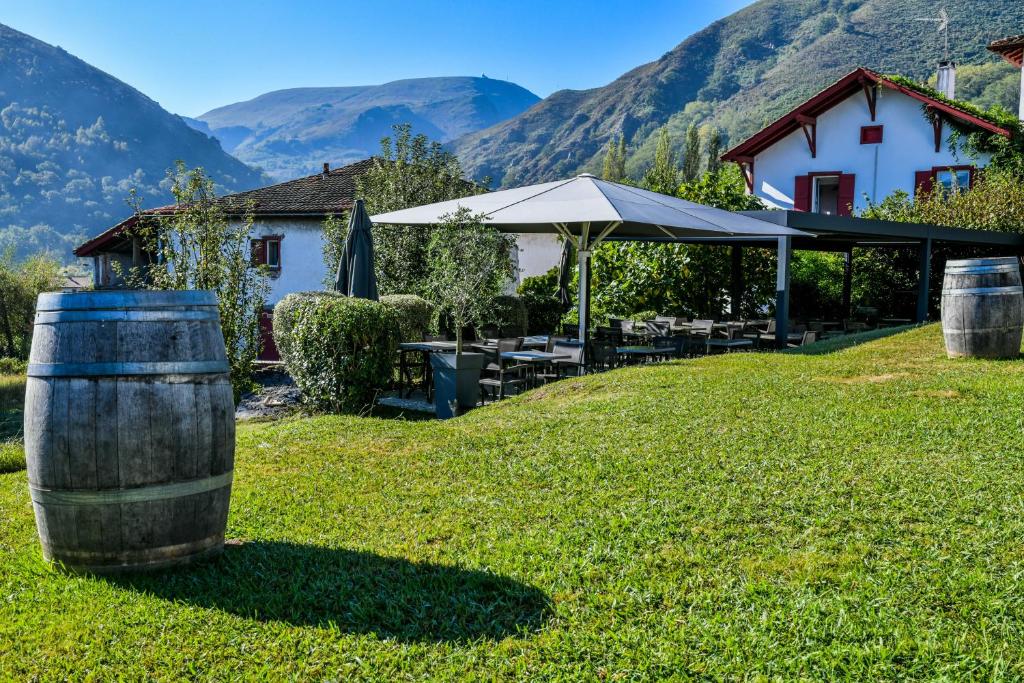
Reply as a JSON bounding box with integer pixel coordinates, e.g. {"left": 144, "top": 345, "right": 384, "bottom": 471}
{"left": 274, "top": 292, "right": 400, "bottom": 412}
{"left": 628, "top": 309, "right": 659, "bottom": 322}
{"left": 272, "top": 291, "right": 325, "bottom": 368}
{"left": 380, "top": 294, "right": 435, "bottom": 342}
{"left": 481, "top": 295, "right": 528, "bottom": 338}
{"left": 521, "top": 292, "right": 563, "bottom": 335}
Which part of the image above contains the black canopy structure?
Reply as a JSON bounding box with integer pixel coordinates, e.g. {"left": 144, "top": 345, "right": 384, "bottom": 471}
{"left": 625, "top": 210, "right": 1024, "bottom": 343}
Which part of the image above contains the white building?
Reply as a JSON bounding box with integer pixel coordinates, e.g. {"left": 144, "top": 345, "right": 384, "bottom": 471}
{"left": 722, "top": 67, "right": 1015, "bottom": 215}
{"left": 75, "top": 158, "right": 562, "bottom": 358}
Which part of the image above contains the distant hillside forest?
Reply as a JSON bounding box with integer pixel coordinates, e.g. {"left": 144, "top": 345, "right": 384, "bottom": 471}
{"left": 450, "top": 0, "right": 1024, "bottom": 186}
{"left": 0, "top": 23, "right": 267, "bottom": 262}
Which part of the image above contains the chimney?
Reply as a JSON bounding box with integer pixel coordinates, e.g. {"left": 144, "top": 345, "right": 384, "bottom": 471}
{"left": 936, "top": 60, "right": 956, "bottom": 100}
{"left": 322, "top": 162, "right": 330, "bottom": 177}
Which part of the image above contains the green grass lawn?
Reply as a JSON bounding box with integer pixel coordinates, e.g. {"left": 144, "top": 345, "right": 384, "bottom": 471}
{"left": 3, "top": 325, "right": 1024, "bottom": 679}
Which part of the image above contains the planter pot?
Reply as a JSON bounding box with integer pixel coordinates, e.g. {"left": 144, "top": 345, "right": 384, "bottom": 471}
{"left": 430, "top": 352, "right": 484, "bottom": 419}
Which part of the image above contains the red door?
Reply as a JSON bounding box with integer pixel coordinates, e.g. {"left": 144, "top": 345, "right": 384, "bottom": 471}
{"left": 258, "top": 308, "right": 279, "bottom": 361}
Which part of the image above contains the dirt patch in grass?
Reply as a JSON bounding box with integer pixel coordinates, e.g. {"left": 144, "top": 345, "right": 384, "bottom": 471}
{"left": 823, "top": 372, "right": 907, "bottom": 385}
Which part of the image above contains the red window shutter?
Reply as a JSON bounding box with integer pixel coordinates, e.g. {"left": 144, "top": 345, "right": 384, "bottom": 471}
{"left": 837, "top": 174, "right": 855, "bottom": 216}
{"left": 250, "top": 238, "right": 266, "bottom": 266}
{"left": 794, "top": 175, "right": 811, "bottom": 212}
{"left": 914, "top": 171, "right": 934, "bottom": 196}
{"left": 860, "top": 125, "right": 883, "bottom": 144}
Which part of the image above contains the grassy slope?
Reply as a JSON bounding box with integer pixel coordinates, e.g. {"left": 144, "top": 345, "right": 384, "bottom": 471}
{"left": 2, "top": 325, "right": 1024, "bottom": 679}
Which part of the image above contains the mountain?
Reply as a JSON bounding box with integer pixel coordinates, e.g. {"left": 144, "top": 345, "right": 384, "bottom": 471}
{"left": 450, "top": 0, "right": 1024, "bottom": 186}
{"left": 193, "top": 77, "right": 541, "bottom": 181}
{"left": 0, "top": 23, "right": 267, "bottom": 260}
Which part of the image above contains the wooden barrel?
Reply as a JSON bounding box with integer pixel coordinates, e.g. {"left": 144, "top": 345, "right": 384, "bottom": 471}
{"left": 941, "top": 257, "right": 1024, "bottom": 359}
{"left": 24, "top": 290, "right": 235, "bottom": 573}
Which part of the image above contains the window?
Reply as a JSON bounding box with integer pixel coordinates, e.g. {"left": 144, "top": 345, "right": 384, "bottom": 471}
{"left": 860, "top": 125, "right": 883, "bottom": 144}
{"left": 265, "top": 238, "right": 281, "bottom": 269}
{"left": 813, "top": 175, "right": 840, "bottom": 215}
{"left": 935, "top": 167, "right": 972, "bottom": 193}
{"left": 250, "top": 235, "right": 283, "bottom": 272}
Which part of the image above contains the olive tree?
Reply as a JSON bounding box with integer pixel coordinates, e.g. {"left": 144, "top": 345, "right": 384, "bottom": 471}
{"left": 121, "top": 162, "right": 269, "bottom": 398}
{"left": 357, "top": 124, "right": 484, "bottom": 297}
{"left": 425, "top": 208, "right": 516, "bottom": 354}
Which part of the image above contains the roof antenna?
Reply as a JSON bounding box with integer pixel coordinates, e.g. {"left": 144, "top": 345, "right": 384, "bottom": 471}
{"left": 914, "top": 7, "right": 951, "bottom": 61}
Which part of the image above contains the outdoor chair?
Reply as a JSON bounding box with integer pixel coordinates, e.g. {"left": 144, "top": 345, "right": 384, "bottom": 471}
{"left": 748, "top": 320, "right": 775, "bottom": 348}
{"left": 652, "top": 335, "right": 684, "bottom": 360}
{"left": 479, "top": 338, "right": 527, "bottom": 401}
{"left": 655, "top": 316, "right": 678, "bottom": 326}
{"left": 545, "top": 335, "right": 570, "bottom": 353}
{"left": 595, "top": 326, "right": 623, "bottom": 344}
{"left": 788, "top": 330, "right": 818, "bottom": 348}
{"left": 686, "top": 320, "right": 714, "bottom": 355}
{"left": 588, "top": 340, "right": 618, "bottom": 372}
{"left": 706, "top": 327, "right": 754, "bottom": 354}
{"left": 645, "top": 320, "right": 670, "bottom": 337}
{"left": 550, "top": 341, "right": 586, "bottom": 378}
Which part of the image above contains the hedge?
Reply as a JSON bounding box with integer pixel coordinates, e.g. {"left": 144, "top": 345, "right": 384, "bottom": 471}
{"left": 380, "top": 294, "right": 435, "bottom": 342}
{"left": 521, "top": 292, "right": 563, "bottom": 335}
{"left": 481, "top": 295, "right": 528, "bottom": 338}
{"left": 273, "top": 292, "right": 400, "bottom": 412}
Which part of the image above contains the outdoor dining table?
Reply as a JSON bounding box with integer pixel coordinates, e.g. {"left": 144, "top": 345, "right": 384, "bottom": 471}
{"left": 616, "top": 345, "right": 662, "bottom": 363}
{"left": 397, "top": 341, "right": 458, "bottom": 398}
{"left": 501, "top": 350, "right": 570, "bottom": 388}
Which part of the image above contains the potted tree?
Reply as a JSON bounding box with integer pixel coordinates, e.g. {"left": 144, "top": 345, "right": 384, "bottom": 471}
{"left": 426, "top": 208, "right": 515, "bottom": 418}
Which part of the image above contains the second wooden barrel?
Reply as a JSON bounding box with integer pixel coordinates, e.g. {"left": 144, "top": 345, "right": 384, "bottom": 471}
{"left": 25, "top": 290, "right": 235, "bottom": 573}
{"left": 941, "top": 257, "right": 1024, "bottom": 359}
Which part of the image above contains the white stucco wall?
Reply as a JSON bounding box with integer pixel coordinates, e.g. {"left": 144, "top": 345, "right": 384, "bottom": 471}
{"left": 752, "top": 88, "right": 993, "bottom": 212}
{"left": 250, "top": 218, "right": 327, "bottom": 305}
{"left": 514, "top": 232, "right": 563, "bottom": 282}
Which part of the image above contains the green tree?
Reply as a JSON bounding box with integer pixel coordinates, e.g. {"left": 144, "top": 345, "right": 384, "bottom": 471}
{"left": 425, "top": 208, "right": 516, "bottom": 354}
{"left": 602, "top": 134, "right": 626, "bottom": 182}
{"left": 122, "top": 162, "right": 269, "bottom": 399}
{"left": 357, "top": 124, "right": 482, "bottom": 297}
{"left": 703, "top": 125, "right": 723, "bottom": 176}
{"left": 591, "top": 165, "right": 771, "bottom": 319}
{"left": 320, "top": 212, "right": 348, "bottom": 288}
{"left": 0, "top": 251, "right": 63, "bottom": 359}
{"left": 681, "top": 124, "right": 702, "bottom": 182}
{"left": 643, "top": 127, "right": 679, "bottom": 195}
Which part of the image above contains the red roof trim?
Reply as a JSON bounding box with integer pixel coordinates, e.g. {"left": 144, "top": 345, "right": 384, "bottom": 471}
{"left": 722, "top": 68, "right": 1012, "bottom": 162}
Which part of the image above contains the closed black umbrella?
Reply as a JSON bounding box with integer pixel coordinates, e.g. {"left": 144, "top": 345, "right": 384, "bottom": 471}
{"left": 556, "top": 239, "right": 573, "bottom": 312}
{"left": 334, "top": 199, "right": 378, "bottom": 300}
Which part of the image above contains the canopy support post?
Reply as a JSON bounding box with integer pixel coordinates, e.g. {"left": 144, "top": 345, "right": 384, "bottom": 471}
{"left": 577, "top": 222, "right": 591, "bottom": 343}
{"left": 842, "top": 247, "right": 853, "bottom": 319}
{"left": 574, "top": 221, "right": 620, "bottom": 344}
{"left": 775, "top": 236, "right": 792, "bottom": 347}
{"left": 730, "top": 246, "right": 743, "bottom": 318}
{"left": 916, "top": 237, "right": 932, "bottom": 323}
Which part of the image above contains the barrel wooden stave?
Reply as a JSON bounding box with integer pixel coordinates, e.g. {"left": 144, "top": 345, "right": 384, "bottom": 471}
{"left": 25, "top": 290, "right": 234, "bottom": 573}
{"left": 941, "top": 257, "right": 1024, "bottom": 359}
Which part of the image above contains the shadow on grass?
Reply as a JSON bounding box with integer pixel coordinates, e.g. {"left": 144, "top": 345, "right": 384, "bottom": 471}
{"left": 103, "top": 540, "right": 552, "bottom": 642}
{"left": 786, "top": 325, "right": 919, "bottom": 356}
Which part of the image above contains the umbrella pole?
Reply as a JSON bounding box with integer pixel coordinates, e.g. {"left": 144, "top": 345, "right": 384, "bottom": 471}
{"left": 577, "top": 247, "right": 590, "bottom": 343}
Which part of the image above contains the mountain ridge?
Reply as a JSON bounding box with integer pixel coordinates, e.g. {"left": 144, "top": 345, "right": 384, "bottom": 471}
{"left": 193, "top": 76, "right": 540, "bottom": 181}
{"left": 449, "top": 0, "right": 1024, "bottom": 186}
{"left": 0, "top": 22, "right": 267, "bottom": 259}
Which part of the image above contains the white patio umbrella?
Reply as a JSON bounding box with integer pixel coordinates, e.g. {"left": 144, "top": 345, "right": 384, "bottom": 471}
{"left": 371, "top": 173, "right": 811, "bottom": 342}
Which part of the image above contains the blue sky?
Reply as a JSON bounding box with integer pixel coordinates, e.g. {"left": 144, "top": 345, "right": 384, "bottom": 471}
{"left": 2, "top": 0, "right": 752, "bottom": 116}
